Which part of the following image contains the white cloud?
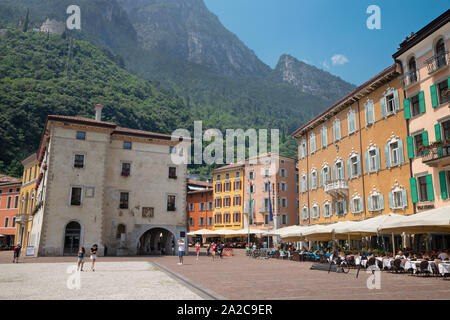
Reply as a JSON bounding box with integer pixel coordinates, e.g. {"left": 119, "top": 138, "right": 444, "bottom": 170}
{"left": 331, "top": 54, "right": 349, "bottom": 66}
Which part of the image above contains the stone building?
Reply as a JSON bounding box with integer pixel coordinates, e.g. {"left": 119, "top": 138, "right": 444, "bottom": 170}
{"left": 29, "top": 105, "right": 189, "bottom": 256}
{"left": 40, "top": 19, "right": 65, "bottom": 34}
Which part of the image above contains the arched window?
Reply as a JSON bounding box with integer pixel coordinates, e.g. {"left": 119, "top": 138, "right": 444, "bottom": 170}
{"left": 435, "top": 38, "right": 446, "bottom": 68}
{"left": 311, "top": 203, "right": 320, "bottom": 219}
{"left": 408, "top": 57, "right": 417, "bottom": 84}
{"left": 116, "top": 224, "right": 126, "bottom": 239}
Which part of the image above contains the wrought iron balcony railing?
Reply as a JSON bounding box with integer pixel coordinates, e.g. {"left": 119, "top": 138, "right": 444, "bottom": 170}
{"left": 424, "top": 51, "right": 449, "bottom": 74}
{"left": 401, "top": 70, "right": 419, "bottom": 88}
{"left": 422, "top": 142, "right": 450, "bottom": 166}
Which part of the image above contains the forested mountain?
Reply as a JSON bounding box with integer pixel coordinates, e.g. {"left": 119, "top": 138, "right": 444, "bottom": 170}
{"left": 0, "top": 0, "right": 355, "bottom": 178}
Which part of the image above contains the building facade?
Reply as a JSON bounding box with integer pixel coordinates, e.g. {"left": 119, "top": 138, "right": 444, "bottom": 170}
{"left": 0, "top": 175, "right": 21, "bottom": 248}
{"left": 30, "top": 106, "right": 188, "bottom": 256}
{"left": 243, "top": 154, "right": 298, "bottom": 230}
{"left": 212, "top": 163, "right": 245, "bottom": 230}
{"left": 292, "top": 65, "right": 413, "bottom": 225}
{"left": 14, "top": 153, "right": 39, "bottom": 248}
{"left": 393, "top": 10, "right": 450, "bottom": 213}
{"left": 187, "top": 180, "right": 214, "bottom": 231}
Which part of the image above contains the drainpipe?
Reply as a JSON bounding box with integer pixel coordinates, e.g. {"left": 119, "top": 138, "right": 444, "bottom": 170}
{"left": 356, "top": 100, "right": 366, "bottom": 219}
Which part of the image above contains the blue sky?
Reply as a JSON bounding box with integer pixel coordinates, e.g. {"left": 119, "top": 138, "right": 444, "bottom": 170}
{"left": 204, "top": 0, "right": 449, "bottom": 85}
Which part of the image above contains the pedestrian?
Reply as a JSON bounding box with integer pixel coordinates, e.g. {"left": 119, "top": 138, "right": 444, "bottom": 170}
{"left": 219, "top": 242, "right": 224, "bottom": 259}
{"left": 12, "top": 243, "right": 21, "bottom": 263}
{"left": 211, "top": 242, "right": 217, "bottom": 261}
{"left": 195, "top": 241, "right": 201, "bottom": 261}
{"left": 90, "top": 244, "right": 98, "bottom": 271}
{"left": 206, "top": 243, "right": 211, "bottom": 256}
{"left": 177, "top": 239, "right": 185, "bottom": 265}
{"left": 77, "top": 247, "right": 86, "bottom": 271}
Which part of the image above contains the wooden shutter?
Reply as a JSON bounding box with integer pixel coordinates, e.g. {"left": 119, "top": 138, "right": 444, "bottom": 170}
{"left": 398, "top": 140, "right": 405, "bottom": 164}
{"left": 343, "top": 200, "right": 347, "bottom": 214}
{"left": 422, "top": 131, "right": 429, "bottom": 147}
{"left": 364, "top": 152, "right": 369, "bottom": 173}
{"left": 407, "top": 136, "right": 414, "bottom": 159}
{"left": 426, "top": 174, "right": 434, "bottom": 201}
{"left": 380, "top": 97, "right": 387, "bottom": 118}
{"left": 375, "top": 147, "right": 381, "bottom": 171}
{"left": 418, "top": 91, "right": 425, "bottom": 114}
{"left": 430, "top": 84, "right": 438, "bottom": 108}
{"left": 379, "top": 194, "right": 384, "bottom": 210}
{"left": 439, "top": 171, "right": 448, "bottom": 200}
{"left": 356, "top": 155, "right": 361, "bottom": 176}
{"left": 410, "top": 178, "right": 418, "bottom": 204}
{"left": 347, "top": 158, "right": 351, "bottom": 178}
{"left": 403, "top": 98, "right": 411, "bottom": 120}
{"left": 367, "top": 196, "right": 372, "bottom": 211}
{"left": 401, "top": 190, "right": 408, "bottom": 208}
{"left": 435, "top": 123, "right": 442, "bottom": 142}
{"left": 384, "top": 144, "right": 390, "bottom": 169}
{"left": 393, "top": 90, "right": 400, "bottom": 111}
{"left": 388, "top": 192, "right": 393, "bottom": 209}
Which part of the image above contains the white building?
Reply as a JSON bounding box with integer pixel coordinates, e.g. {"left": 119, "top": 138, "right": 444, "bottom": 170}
{"left": 30, "top": 105, "right": 188, "bottom": 256}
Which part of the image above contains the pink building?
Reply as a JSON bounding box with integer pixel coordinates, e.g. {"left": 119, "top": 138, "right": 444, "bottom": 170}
{"left": 243, "top": 153, "right": 298, "bottom": 230}
{"left": 393, "top": 10, "right": 450, "bottom": 213}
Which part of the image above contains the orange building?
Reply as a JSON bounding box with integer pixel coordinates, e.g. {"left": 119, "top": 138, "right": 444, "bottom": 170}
{"left": 0, "top": 174, "right": 21, "bottom": 248}
{"left": 292, "top": 65, "right": 413, "bottom": 225}
{"left": 187, "top": 180, "right": 214, "bottom": 231}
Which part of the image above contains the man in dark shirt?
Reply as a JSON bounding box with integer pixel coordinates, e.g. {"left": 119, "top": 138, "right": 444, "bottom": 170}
{"left": 13, "top": 243, "right": 22, "bottom": 263}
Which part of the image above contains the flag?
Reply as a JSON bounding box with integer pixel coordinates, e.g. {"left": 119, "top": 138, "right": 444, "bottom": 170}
{"left": 268, "top": 181, "right": 273, "bottom": 222}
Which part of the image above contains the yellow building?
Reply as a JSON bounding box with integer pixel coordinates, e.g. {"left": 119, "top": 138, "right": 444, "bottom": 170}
{"left": 212, "top": 163, "right": 245, "bottom": 230}
{"left": 15, "top": 153, "right": 40, "bottom": 247}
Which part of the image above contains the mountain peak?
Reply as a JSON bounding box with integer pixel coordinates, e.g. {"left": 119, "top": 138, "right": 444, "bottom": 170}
{"left": 275, "top": 54, "right": 355, "bottom": 101}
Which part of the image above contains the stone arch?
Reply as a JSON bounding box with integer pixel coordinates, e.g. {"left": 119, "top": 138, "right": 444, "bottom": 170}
{"left": 135, "top": 226, "right": 176, "bottom": 256}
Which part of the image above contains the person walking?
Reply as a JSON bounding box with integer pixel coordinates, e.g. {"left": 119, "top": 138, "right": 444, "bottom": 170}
{"left": 77, "top": 247, "right": 86, "bottom": 271}
{"left": 211, "top": 242, "right": 217, "bottom": 261}
{"left": 90, "top": 244, "right": 98, "bottom": 271}
{"left": 195, "top": 242, "right": 201, "bottom": 261}
{"left": 177, "top": 239, "right": 185, "bottom": 265}
{"left": 219, "top": 242, "right": 224, "bottom": 259}
{"left": 206, "top": 243, "right": 211, "bottom": 256}
{"left": 12, "top": 243, "right": 21, "bottom": 263}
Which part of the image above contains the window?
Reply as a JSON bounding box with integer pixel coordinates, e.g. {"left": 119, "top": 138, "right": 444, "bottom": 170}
{"left": 351, "top": 197, "right": 363, "bottom": 214}
{"left": 224, "top": 181, "right": 231, "bottom": 192}
{"left": 365, "top": 100, "right": 374, "bottom": 125}
{"left": 435, "top": 38, "right": 446, "bottom": 68}
{"left": 6, "top": 196, "right": 11, "bottom": 209}
{"left": 437, "top": 79, "right": 448, "bottom": 105}
{"left": 116, "top": 224, "right": 126, "bottom": 239}
{"left": 188, "top": 203, "right": 195, "bottom": 212}
{"left": 224, "top": 212, "right": 231, "bottom": 223}
{"left": 321, "top": 166, "right": 331, "bottom": 186}
{"left": 76, "top": 131, "right": 86, "bottom": 140}
{"left": 299, "top": 140, "right": 307, "bottom": 159}
{"left": 225, "top": 173, "right": 230, "bottom": 180}
{"left": 199, "top": 217, "right": 205, "bottom": 226}
{"left": 280, "top": 168, "right": 287, "bottom": 177}
{"left": 335, "top": 161, "right": 344, "bottom": 180}
{"left": 123, "top": 141, "right": 132, "bottom": 150}
{"left": 280, "top": 182, "right": 288, "bottom": 192}
{"left": 121, "top": 162, "right": 131, "bottom": 176}
{"left": 215, "top": 212, "right": 222, "bottom": 224}
{"left": 321, "top": 126, "right": 327, "bottom": 148}
{"left": 168, "top": 167, "right": 177, "bottom": 179}
{"left": 233, "top": 195, "right": 241, "bottom": 207}
{"left": 207, "top": 202, "right": 213, "bottom": 211}
{"left": 4, "top": 217, "right": 9, "bottom": 228}
{"left": 413, "top": 133, "right": 424, "bottom": 157}
{"left": 14, "top": 196, "right": 19, "bottom": 209}
{"left": 12, "top": 217, "right": 16, "bottom": 228}
{"left": 33, "top": 164, "right": 37, "bottom": 179}
{"left": 386, "top": 94, "right": 395, "bottom": 114}
{"left": 281, "top": 214, "right": 287, "bottom": 225}
{"left": 234, "top": 180, "right": 241, "bottom": 190}
{"left": 311, "top": 205, "right": 320, "bottom": 219}
{"left": 215, "top": 197, "right": 222, "bottom": 209}
{"left": 207, "top": 217, "right": 213, "bottom": 226}
{"left": 389, "top": 141, "right": 400, "bottom": 166}
{"left": 335, "top": 200, "right": 346, "bottom": 215}
{"left": 301, "top": 207, "right": 309, "bottom": 220}
{"left": 310, "top": 134, "right": 316, "bottom": 154}
{"left": 280, "top": 198, "right": 288, "bottom": 208}
{"left": 310, "top": 170, "right": 318, "bottom": 189}
{"left": 410, "top": 94, "right": 420, "bottom": 117}
{"left": 23, "top": 169, "right": 27, "bottom": 183}
{"left": 334, "top": 119, "right": 341, "bottom": 141}
{"left": 199, "top": 202, "right": 205, "bottom": 211}
{"left": 368, "top": 193, "right": 384, "bottom": 211}
{"left": 418, "top": 176, "right": 429, "bottom": 202}
{"left": 349, "top": 155, "right": 360, "bottom": 178}
{"left": 348, "top": 110, "right": 356, "bottom": 134}
{"left": 188, "top": 218, "right": 194, "bottom": 226}
{"left": 368, "top": 149, "right": 378, "bottom": 172}
{"left": 28, "top": 167, "right": 32, "bottom": 181}
{"left": 70, "top": 187, "right": 82, "bottom": 206}
{"left": 74, "top": 154, "right": 85, "bottom": 168}
{"left": 216, "top": 175, "right": 221, "bottom": 181}
{"left": 390, "top": 189, "right": 407, "bottom": 209}
{"left": 119, "top": 192, "right": 129, "bottom": 209}
{"left": 408, "top": 57, "right": 418, "bottom": 84}
{"left": 236, "top": 172, "right": 240, "bottom": 178}
{"left": 215, "top": 182, "right": 222, "bottom": 193}
{"left": 234, "top": 212, "right": 241, "bottom": 223}
{"left": 224, "top": 197, "right": 231, "bottom": 207}
{"left": 300, "top": 174, "right": 307, "bottom": 193}
{"left": 167, "top": 195, "right": 176, "bottom": 211}
{"left": 249, "top": 171, "right": 255, "bottom": 180}
{"left": 323, "top": 203, "right": 332, "bottom": 217}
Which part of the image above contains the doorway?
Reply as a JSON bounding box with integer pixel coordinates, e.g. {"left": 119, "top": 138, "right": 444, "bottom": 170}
{"left": 64, "top": 221, "right": 81, "bottom": 256}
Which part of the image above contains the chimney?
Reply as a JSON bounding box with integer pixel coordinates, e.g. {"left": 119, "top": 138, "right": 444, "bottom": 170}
{"left": 94, "top": 104, "right": 103, "bottom": 121}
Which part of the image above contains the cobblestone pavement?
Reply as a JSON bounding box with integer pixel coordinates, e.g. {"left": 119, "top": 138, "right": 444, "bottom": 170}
{"left": 149, "top": 249, "right": 450, "bottom": 300}
{"left": 0, "top": 260, "right": 202, "bottom": 300}
{"left": 1, "top": 250, "right": 449, "bottom": 300}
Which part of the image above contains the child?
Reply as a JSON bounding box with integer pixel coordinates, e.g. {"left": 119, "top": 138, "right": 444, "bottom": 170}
{"left": 90, "top": 244, "right": 98, "bottom": 271}
{"left": 77, "top": 247, "right": 86, "bottom": 271}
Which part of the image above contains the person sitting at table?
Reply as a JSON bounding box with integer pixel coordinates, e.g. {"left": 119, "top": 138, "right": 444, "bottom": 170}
{"left": 423, "top": 252, "right": 431, "bottom": 260}
{"left": 438, "top": 250, "right": 449, "bottom": 261}
{"left": 395, "top": 250, "right": 406, "bottom": 259}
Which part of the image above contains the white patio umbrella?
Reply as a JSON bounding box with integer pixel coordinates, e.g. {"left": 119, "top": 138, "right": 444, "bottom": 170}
{"left": 264, "top": 225, "right": 301, "bottom": 236}
{"left": 377, "top": 206, "right": 450, "bottom": 234}
{"left": 186, "top": 229, "right": 220, "bottom": 236}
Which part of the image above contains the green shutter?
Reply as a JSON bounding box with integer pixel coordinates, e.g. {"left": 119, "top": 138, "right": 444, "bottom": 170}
{"left": 422, "top": 130, "right": 429, "bottom": 146}
{"left": 407, "top": 136, "right": 414, "bottom": 159}
{"left": 430, "top": 84, "right": 438, "bottom": 108}
{"left": 435, "top": 123, "right": 441, "bottom": 142}
{"left": 439, "top": 171, "right": 448, "bottom": 200}
{"left": 426, "top": 174, "right": 434, "bottom": 201}
{"left": 403, "top": 98, "right": 411, "bottom": 120}
{"left": 410, "top": 178, "right": 418, "bottom": 204}
{"left": 419, "top": 91, "right": 425, "bottom": 114}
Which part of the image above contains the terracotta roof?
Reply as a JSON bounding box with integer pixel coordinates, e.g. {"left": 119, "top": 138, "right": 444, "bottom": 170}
{"left": 188, "top": 188, "right": 213, "bottom": 195}
{"left": 113, "top": 127, "right": 188, "bottom": 142}
{"left": 47, "top": 115, "right": 116, "bottom": 128}
{"left": 187, "top": 180, "right": 213, "bottom": 188}
{"left": 291, "top": 64, "right": 397, "bottom": 138}
{"left": 0, "top": 174, "right": 21, "bottom": 186}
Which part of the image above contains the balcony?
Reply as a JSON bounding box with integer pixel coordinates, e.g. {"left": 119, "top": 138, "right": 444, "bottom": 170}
{"left": 15, "top": 214, "right": 32, "bottom": 223}
{"left": 324, "top": 179, "right": 348, "bottom": 198}
{"left": 424, "top": 51, "right": 449, "bottom": 75}
{"left": 401, "top": 70, "right": 419, "bottom": 88}
{"left": 422, "top": 142, "right": 450, "bottom": 167}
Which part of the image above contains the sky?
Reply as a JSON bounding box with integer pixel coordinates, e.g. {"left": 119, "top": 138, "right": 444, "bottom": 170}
{"left": 203, "top": 0, "right": 449, "bottom": 86}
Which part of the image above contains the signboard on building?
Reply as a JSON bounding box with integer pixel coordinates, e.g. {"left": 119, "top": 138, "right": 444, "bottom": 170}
{"left": 26, "top": 246, "right": 34, "bottom": 256}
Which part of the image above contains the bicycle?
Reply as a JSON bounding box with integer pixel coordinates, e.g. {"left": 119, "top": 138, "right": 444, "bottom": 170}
{"left": 328, "top": 253, "right": 350, "bottom": 274}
